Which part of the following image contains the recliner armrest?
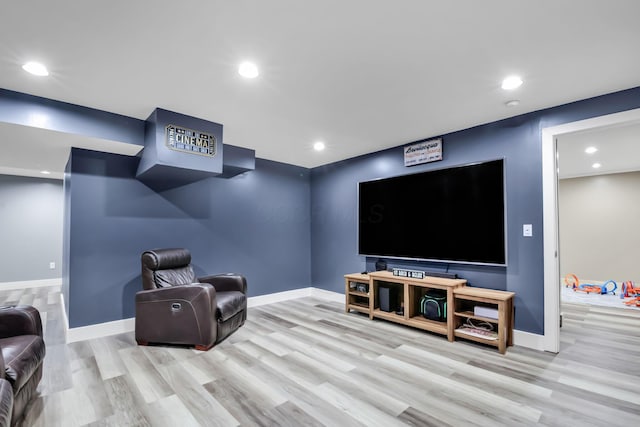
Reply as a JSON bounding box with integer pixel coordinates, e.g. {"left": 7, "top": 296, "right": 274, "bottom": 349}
{"left": 0, "top": 305, "right": 43, "bottom": 339}
{"left": 0, "top": 347, "right": 5, "bottom": 379}
{"left": 135, "top": 283, "right": 217, "bottom": 309}
{"left": 135, "top": 283, "right": 218, "bottom": 349}
{"left": 198, "top": 273, "right": 247, "bottom": 294}
{"left": 0, "top": 378, "right": 13, "bottom": 427}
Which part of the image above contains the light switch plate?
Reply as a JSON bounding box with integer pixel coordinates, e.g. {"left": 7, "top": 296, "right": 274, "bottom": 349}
{"left": 523, "top": 224, "right": 532, "bottom": 237}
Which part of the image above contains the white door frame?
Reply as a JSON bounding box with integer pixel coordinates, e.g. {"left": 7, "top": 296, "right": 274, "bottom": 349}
{"left": 542, "top": 108, "right": 640, "bottom": 353}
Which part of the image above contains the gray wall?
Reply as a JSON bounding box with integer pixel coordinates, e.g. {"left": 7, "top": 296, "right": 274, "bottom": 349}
{"left": 0, "top": 174, "right": 63, "bottom": 283}
{"left": 559, "top": 171, "right": 640, "bottom": 283}
{"left": 65, "top": 148, "right": 311, "bottom": 328}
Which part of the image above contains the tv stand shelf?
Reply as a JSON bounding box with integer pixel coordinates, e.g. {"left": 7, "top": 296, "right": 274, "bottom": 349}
{"left": 345, "top": 272, "right": 515, "bottom": 353}
{"left": 453, "top": 287, "right": 515, "bottom": 354}
{"left": 346, "top": 271, "right": 467, "bottom": 341}
{"left": 344, "top": 273, "right": 372, "bottom": 315}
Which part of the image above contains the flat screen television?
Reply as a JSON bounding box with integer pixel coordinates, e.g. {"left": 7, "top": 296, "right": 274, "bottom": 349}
{"left": 358, "top": 159, "right": 506, "bottom": 266}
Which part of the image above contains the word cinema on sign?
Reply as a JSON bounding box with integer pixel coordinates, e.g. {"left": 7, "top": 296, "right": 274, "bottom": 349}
{"left": 404, "top": 138, "right": 442, "bottom": 167}
{"left": 165, "top": 125, "right": 217, "bottom": 157}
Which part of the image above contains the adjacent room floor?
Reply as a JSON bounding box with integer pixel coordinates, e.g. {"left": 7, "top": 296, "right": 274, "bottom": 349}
{"left": 561, "top": 283, "right": 640, "bottom": 311}
{"left": 2, "top": 285, "right": 639, "bottom": 426}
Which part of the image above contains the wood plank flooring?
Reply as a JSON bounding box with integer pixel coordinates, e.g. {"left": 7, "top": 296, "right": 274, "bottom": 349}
{"left": 1, "top": 285, "right": 639, "bottom": 426}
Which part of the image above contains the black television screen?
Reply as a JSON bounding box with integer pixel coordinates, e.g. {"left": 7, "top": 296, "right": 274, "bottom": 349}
{"left": 358, "top": 159, "right": 506, "bottom": 265}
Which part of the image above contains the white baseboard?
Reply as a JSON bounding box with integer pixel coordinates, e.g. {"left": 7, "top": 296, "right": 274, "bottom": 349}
{"left": 65, "top": 287, "right": 321, "bottom": 342}
{"left": 513, "top": 329, "right": 545, "bottom": 351}
{"left": 0, "top": 278, "right": 62, "bottom": 290}
{"left": 61, "top": 286, "right": 544, "bottom": 351}
{"left": 247, "top": 287, "right": 314, "bottom": 307}
{"left": 67, "top": 317, "right": 136, "bottom": 343}
{"left": 59, "top": 293, "right": 69, "bottom": 343}
{"left": 310, "top": 288, "right": 344, "bottom": 303}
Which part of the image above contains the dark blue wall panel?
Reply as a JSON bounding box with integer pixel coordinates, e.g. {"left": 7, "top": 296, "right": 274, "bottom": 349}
{"left": 62, "top": 157, "right": 71, "bottom": 321}
{"left": 67, "top": 149, "right": 310, "bottom": 328}
{"left": 310, "top": 86, "right": 640, "bottom": 335}
{"left": 0, "top": 88, "right": 144, "bottom": 145}
{"left": 136, "top": 108, "right": 224, "bottom": 189}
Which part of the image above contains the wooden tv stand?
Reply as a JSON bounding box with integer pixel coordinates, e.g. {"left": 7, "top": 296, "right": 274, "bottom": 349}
{"left": 345, "top": 271, "right": 467, "bottom": 341}
{"left": 453, "top": 287, "right": 515, "bottom": 354}
{"left": 345, "top": 271, "right": 515, "bottom": 353}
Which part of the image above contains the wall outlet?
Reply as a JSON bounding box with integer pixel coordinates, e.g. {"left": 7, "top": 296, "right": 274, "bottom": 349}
{"left": 49, "top": 262, "right": 56, "bottom": 269}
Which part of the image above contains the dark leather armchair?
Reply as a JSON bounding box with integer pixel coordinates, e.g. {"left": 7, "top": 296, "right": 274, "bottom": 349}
{"left": 0, "top": 376, "right": 12, "bottom": 427}
{"left": 0, "top": 305, "right": 46, "bottom": 427}
{"left": 135, "top": 248, "right": 247, "bottom": 351}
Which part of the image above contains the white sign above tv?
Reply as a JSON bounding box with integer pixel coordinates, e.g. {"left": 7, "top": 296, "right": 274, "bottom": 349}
{"left": 404, "top": 138, "right": 442, "bottom": 167}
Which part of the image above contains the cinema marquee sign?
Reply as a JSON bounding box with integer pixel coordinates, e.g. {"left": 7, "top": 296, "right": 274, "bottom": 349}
{"left": 165, "top": 124, "right": 217, "bottom": 157}
{"left": 404, "top": 138, "right": 442, "bottom": 167}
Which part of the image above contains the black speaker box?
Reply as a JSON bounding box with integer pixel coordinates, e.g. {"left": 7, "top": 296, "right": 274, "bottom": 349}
{"left": 425, "top": 271, "right": 458, "bottom": 279}
{"left": 375, "top": 259, "right": 387, "bottom": 271}
{"left": 379, "top": 286, "right": 398, "bottom": 312}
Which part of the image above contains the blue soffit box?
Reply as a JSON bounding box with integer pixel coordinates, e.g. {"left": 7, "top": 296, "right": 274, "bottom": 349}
{"left": 220, "top": 144, "right": 255, "bottom": 178}
{"left": 136, "top": 108, "right": 255, "bottom": 190}
{"left": 136, "top": 108, "right": 223, "bottom": 190}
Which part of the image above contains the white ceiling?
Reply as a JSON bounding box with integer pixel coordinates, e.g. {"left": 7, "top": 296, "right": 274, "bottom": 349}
{"left": 0, "top": 122, "right": 143, "bottom": 180}
{"left": 557, "top": 121, "right": 640, "bottom": 179}
{"left": 1, "top": 0, "right": 640, "bottom": 179}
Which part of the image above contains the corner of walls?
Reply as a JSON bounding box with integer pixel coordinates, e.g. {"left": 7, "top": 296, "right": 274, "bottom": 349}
{"left": 61, "top": 154, "right": 71, "bottom": 322}
{"left": 66, "top": 151, "right": 313, "bottom": 328}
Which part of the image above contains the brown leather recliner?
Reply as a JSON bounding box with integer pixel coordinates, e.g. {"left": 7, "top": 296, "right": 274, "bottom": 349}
{"left": 0, "top": 377, "right": 12, "bottom": 427}
{"left": 135, "top": 248, "right": 247, "bottom": 351}
{"left": 0, "top": 305, "right": 46, "bottom": 427}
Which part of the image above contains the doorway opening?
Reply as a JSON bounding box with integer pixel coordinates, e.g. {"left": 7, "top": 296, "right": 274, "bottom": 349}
{"left": 542, "top": 108, "right": 640, "bottom": 353}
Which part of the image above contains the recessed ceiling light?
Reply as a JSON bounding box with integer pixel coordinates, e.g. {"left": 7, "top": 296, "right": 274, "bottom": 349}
{"left": 22, "top": 61, "right": 49, "bottom": 76}
{"left": 501, "top": 75, "right": 523, "bottom": 90}
{"left": 313, "top": 141, "right": 325, "bottom": 151}
{"left": 40, "top": 170, "right": 51, "bottom": 175}
{"left": 238, "top": 62, "right": 259, "bottom": 78}
{"left": 592, "top": 163, "right": 601, "bottom": 169}
{"left": 505, "top": 100, "right": 520, "bottom": 107}
{"left": 585, "top": 146, "right": 598, "bottom": 154}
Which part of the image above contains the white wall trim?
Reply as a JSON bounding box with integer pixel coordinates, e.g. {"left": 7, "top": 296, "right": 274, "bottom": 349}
{"left": 59, "top": 293, "right": 69, "bottom": 343}
{"left": 0, "top": 278, "right": 62, "bottom": 290}
{"left": 513, "top": 330, "right": 545, "bottom": 351}
{"left": 66, "top": 287, "right": 321, "bottom": 342}
{"left": 247, "top": 287, "right": 314, "bottom": 307}
{"left": 63, "top": 286, "right": 543, "bottom": 351}
{"left": 67, "top": 317, "right": 136, "bottom": 343}
{"left": 309, "top": 287, "right": 344, "bottom": 303}
{"left": 541, "top": 107, "right": 640, "bottom": 354}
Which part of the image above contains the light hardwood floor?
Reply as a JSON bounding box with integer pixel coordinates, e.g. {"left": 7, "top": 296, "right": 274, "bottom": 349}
{"left": 1, "top": 285, "right": 639, "bottom": 426}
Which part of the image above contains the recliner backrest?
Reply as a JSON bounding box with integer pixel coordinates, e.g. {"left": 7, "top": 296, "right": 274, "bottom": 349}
{"left": 141, "top": 248, "right": 197, "bottom": 290}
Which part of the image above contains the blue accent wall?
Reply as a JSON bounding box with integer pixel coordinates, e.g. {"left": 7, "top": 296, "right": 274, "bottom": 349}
{"left": 66, "top": 148, "right": 310, "bottom": 328}
{"left": 310, "top": 86, "right": 640, "bottom": 335}
{"left": 5, "top": 85, "right": 640, "bottom": 334}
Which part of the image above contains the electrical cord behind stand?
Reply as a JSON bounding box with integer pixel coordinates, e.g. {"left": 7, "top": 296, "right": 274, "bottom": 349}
{"left": 464, "top": 318, "right": 494, "bottom": 331}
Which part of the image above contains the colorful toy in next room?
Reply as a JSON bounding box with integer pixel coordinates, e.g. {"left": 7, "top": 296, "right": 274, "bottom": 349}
{"left": 620, "top": 281, "right": 637, "bottom": 298}
{"left": 621, "top": 281, "right": 640, "bottom": 307}
{"left": 563, "top": 274, "right": 617, "bottom": 295}
{"left": 564, "top": 274, "right": 579, "bottom": 289}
